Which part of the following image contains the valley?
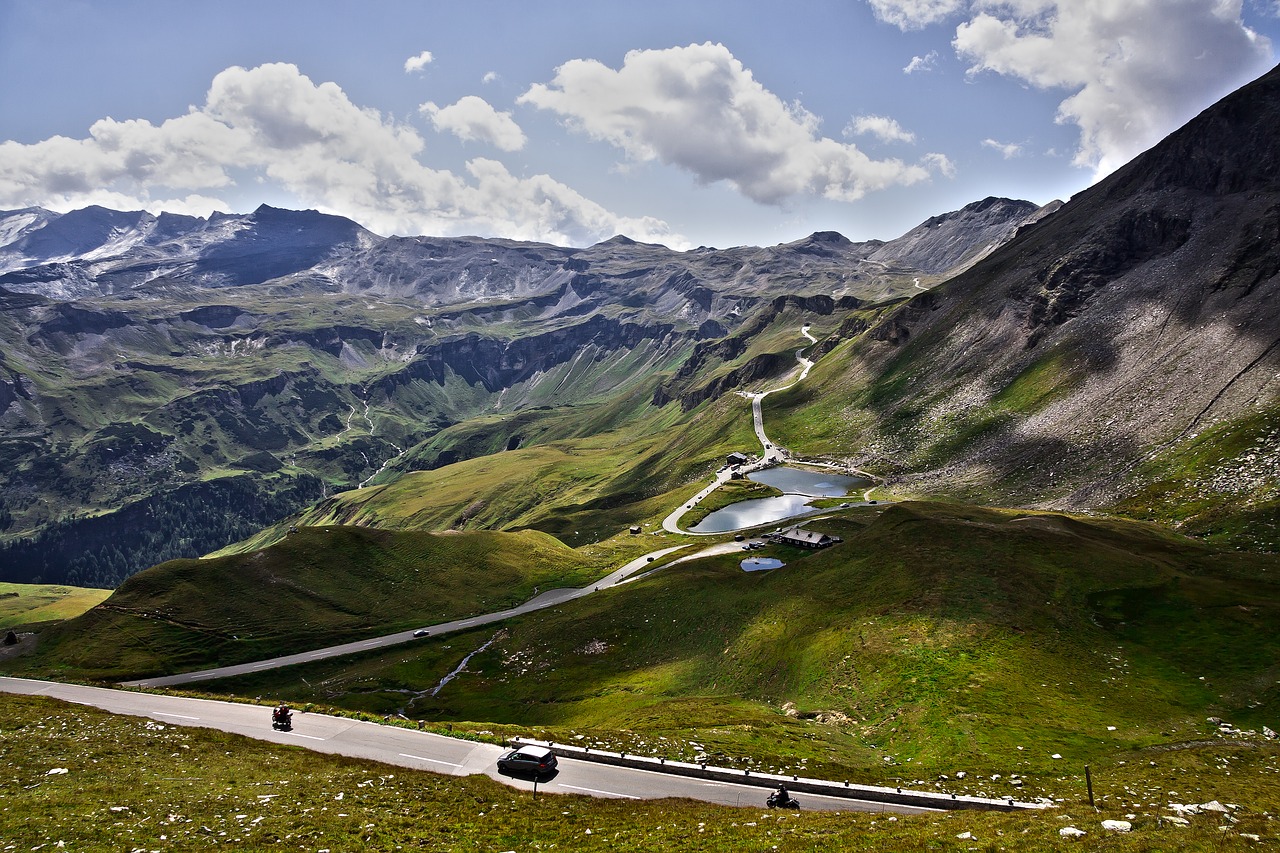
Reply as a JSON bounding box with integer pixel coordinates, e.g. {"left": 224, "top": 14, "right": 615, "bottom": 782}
{"left": 2, "top": 62, "right": 1280, "bottom": 851}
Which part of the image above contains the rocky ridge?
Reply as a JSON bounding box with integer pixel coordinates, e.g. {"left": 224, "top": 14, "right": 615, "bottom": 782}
{"left": 831, "top": 62, "right": 1280, "bottom": 541}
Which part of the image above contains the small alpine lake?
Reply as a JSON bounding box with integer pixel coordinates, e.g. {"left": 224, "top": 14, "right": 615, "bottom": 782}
{"left": 689, "top": 466, "right": 872, "bottom": 534}
{"left": 741, "top": 557, "right": 786, "bottom": 572}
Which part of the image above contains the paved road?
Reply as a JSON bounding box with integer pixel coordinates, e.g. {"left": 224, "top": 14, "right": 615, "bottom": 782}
{"left": 125, "top": 546, "right": 690, "bottom": 688}
{"left": 662, "top": 327, "right": 816, "bottom": 534}
{"left": 1, "top": 676, "right": 934, "bottom": 814}
{"left": 663, "top": 325, "right": 882, "bottom": 533}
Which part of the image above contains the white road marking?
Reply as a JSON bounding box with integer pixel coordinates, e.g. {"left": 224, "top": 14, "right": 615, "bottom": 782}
{"left": 556, "top": 783, "right": 640, "bottom": 799}
{"left": 288, "top": 732, "right": 325, "bottom": 740}
{"left": 398, "top": 752, "right": 463, "bottom": 768}
{"left": 154, "top": 712, "right": 200, "bottom": 720}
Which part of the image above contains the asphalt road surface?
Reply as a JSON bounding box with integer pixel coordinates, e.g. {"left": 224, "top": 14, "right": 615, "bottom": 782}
{"left": 1, "top": 676, "right": 935, "bottom": 814}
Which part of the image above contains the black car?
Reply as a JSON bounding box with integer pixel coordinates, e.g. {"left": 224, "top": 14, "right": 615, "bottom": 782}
{"left": 496, "top": 745, "right": 558, "bottom": 777}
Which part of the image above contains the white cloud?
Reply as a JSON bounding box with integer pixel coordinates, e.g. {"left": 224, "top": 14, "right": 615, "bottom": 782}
{"left": 868, "top": 0, "right": 965, "bottom": 29}
{"left": 519, "top": 42, "right": 944, "bottom": 205}
{"left": 482, "top": 71, "right": 499, "bottom": 84}
{"left": 921, "top": 152, "right": 956, "bottom": 177}
{"left": 421, "top": 96, "right": 527, "bottom": 151}
{"left": 0, "top": 62, "right": 683, "bottom": 247}
{"left": 404, "top": 50, "right": 434, "bottom": 74}
{"left": 904, "top": 51, "right": 940, "bottom": 73}
{"left": 982, "top": 137, "right": 1023, "bottom": 158}
{"left": 953, "top": 0, "right": 1274, "bottom": 177}
{"left": 847, "top": 114, "right": 917, "bottom": 144}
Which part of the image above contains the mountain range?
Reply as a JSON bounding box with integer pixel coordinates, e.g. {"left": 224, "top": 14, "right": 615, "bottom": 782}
{"left": 0, "top": 194, "right": 1048, "bottom": 585}
{"left": 3, "top": 63, "right": 1280, "bottom": 587}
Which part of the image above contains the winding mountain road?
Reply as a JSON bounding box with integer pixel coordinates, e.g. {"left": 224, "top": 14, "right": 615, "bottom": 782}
{"left": 1, "top": 676, "right": 940, "bottom": 813}
{"left": 663, "top": 325, "right": 874, "bottom": 533}
{"left": 0, "top": 325, "right": 925, "bottom": 812}
{"left": 124, "top": 546, "right": 691, "bottom": 689}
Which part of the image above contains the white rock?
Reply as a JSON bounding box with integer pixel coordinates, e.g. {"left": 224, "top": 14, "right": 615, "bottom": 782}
{"left": 1200, "top": 801, "right": 1230, "bottom": 813}
{"left": 956, "top": 831, "right": 972, "bottom": 839}
{"left": 1051, "top": 753, "right": 1063, "bottom": 759}
{"left": 1165, "top": 816, "right": 1190, "bottom": 826}
{"left": 1059, "top": 827, "right": 1086, "bottom": 838}
{"left": 46, "top": 768, "right": 69, "bottom": 775}
{"left": 1169, "top": 803, "right": 1200, "bottom": 815}
{"left": 1101, "top": 820, "right": 1132, "bottom": 832}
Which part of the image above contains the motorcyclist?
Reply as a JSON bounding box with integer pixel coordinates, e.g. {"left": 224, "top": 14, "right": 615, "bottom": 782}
{"left": 272, "top": 703, "right": 291, "bottom": 727}
{"left": 770, "top": 784, "right": 794, "bottom": 807}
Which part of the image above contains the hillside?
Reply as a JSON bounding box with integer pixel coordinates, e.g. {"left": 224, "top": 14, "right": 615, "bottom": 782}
{"left": 21, "top": 526, "right": 601, "bottom": 681}
{"left": 75, "top": 502, "right": 1280, "bottom": 796}
{"left": 764, "top": 63, "right": 1280, "bottom": 548}
{"left": 8, "top": 691, "right": 1275, "bottom": 851}
{"left": 0, "top": 198, "right": 1043, "bottom": 586}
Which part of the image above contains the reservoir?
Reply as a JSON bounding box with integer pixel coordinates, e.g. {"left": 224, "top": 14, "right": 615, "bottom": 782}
{"left": 688, "top": 466, "right": 871, "bottom": 534}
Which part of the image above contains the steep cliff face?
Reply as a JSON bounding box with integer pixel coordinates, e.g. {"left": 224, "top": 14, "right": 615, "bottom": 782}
{"left": 836, "top": 63, "right": 1280, "bottom": 541}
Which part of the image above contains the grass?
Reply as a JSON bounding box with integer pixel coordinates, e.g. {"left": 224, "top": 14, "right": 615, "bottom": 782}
{"left": 2, "top": 691, "right": 1276, "bottom": 851}
{"left": 0, "top": 582, "right": 110, "bottom": 630}
{"left": 1109, "top": 404, "right": 1280, "bottom": 551}
{"left": 219, "top": 389, "right": 759, "bottom": 553}
{"left": 172, "top": 502, "right": 1280, "bottom": 800}
{"left": 12, "top": 526, "right": 606, "bottom": 682}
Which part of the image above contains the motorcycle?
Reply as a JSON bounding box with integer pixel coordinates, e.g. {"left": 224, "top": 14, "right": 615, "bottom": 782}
{"left": 767, "top": 791, "right": 800, "bottom": 810}
{"left": 271, "top": 707, "right": 293, "bottom": 731}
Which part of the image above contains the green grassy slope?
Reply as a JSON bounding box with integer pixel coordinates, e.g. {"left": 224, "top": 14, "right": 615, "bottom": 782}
{"left": 188, "top": 502, "right": 1280, "bottom": 795}
{"left": 223, "top": 388, "right": 761, "bottom": 555}
{"left": 0, "top": 582, "right": 110, "bottom": 629}
{"left": 15, "top": 526, "right": 602, "bottom": 681}
{"left": 7, "top": 692, "right": 1275, "bottom": 851}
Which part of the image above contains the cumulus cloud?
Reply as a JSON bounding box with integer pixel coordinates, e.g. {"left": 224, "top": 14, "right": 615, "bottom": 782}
{"left": 846, "top": 114, "right": 917, "bottom": 144}
{"left": 0, "top": 62, "right": 682, "bottom": 247}
{"left": 981, "top": 138, "right": 1023, "bottom": 158}
{"left": 482, "top": 71, "right": 499, "bottom": 84}
{"left": 519, "top": 42, "right": 944, "bottom": 205}
{"left": 952, "top": 0, "right": 1274, "bottom": 177}
{"left": 904, "top": 51, "right": 940, "bottom": 73}
{"left": 868, "top": 0, "right": 965, "bottom": 29}
{"left": 921, "top": 151, "right": 956, "bottom": 177}
{"left": 421, "top": 95, "right": 527, "bottom": 151}
{"left": 404, "top": 50, "right": 434, "bottom": 74}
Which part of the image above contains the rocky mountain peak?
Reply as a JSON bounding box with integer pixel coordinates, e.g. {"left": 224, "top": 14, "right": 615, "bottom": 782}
{"left": 854, "top": 61, "right": 1280, "bottom": 515}
{"left": 868, "top": 196, "right": 1050, "bottom": 274}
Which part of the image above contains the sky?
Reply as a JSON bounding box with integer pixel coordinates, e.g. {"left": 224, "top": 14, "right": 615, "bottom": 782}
{"left": 1, "top": 0, "right": 1277, "bottom": 250}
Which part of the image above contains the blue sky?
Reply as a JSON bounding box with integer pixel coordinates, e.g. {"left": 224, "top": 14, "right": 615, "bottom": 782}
{"left": 1, "top": 0, "right": 1277, "bottom": 248}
